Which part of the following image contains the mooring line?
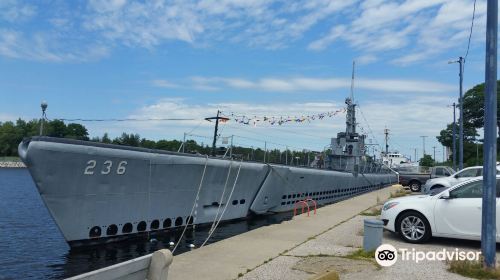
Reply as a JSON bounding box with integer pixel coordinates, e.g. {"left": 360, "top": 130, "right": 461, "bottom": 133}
{"left": 172, "top": 155, "right": 209, "bottom": 253}
{"left": 200, "top": 159, "right": 243, "bottom": 248}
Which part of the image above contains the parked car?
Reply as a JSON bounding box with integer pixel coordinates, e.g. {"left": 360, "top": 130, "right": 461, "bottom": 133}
{"left": 381, "top": 177, "right": 500, "bottom": 243}
{"left": 422, "top": 165, "right": 500, "bottom": 194}
{"left": 398, "top": 166, "right": 455, "bottom": 192}
{"left": 422, "top": 166, "right": 481, "bottom": 194}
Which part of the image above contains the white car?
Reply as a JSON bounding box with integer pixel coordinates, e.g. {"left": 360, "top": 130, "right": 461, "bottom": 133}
{"left": 421, "top": 166, "right": 484, "bottom": 194}
{"left": 381, "top": 177, "right": 500, "bottom": 243}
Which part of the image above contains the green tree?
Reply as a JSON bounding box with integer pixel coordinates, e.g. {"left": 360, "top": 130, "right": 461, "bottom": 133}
{"left": 436, "top": 123, "right": 478, "bottom": 148}
{"left": 46, "top": 119, "right": 67, "bottom": 137}
{"left": 419, "top": 154, "right": 434, "bottom": 167}
{"left": 65, "top": 123, "right": 89, "bottom": 140}
{"left": 113, "top": 133, "right": 141, "bottom": 147}
{"left": 101, "top": 133, "right": 111, "bottom": 143}
{"left": 462, "top": 81, "right": 500, "bottom": 137}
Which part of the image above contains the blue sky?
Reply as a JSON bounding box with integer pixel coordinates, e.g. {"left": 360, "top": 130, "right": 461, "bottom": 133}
{"left": 0, "top": 0, "right": 491, "bottom": 161}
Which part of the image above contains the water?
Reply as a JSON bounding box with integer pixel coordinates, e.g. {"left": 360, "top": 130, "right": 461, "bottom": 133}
{"left": 0, "top": 169, "right": 293, "bottom": 279}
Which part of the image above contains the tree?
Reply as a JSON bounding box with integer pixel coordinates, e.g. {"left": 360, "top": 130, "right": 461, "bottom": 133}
{"left": 113, "top": 133, "right": 141, "bottom": 147}
{"left": 462, "top": 81, "right": 500, "bottom": 138}
{"left": 46, "top": 119, "right": 67, "bottom": 138}
{"left": 65, "top": 123, "right": 89, "bottom": 140}
{"left": 101, "top": 133, "right": 111, "bottom": 143}
{"left": 436, "top": 123, "right": 478, "bottom": 148}
{"left": 419, "top": 154, "right": 434, "bottom": 167}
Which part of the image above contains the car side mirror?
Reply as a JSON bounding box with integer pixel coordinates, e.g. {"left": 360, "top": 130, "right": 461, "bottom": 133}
{"left": 454, "top": 174, "right": 459, "bottom": 179}
{"left": 440, "top": 190, "right": 452, "bottom": 199}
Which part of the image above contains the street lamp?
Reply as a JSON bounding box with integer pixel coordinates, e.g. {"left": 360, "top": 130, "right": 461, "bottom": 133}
{"left": 39, "top": 101, "right": 48, "bottom": 136}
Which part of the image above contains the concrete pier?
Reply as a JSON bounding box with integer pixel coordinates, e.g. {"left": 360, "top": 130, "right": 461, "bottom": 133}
{"left": 168, "top": 185, "right": 397, "bottom": 280}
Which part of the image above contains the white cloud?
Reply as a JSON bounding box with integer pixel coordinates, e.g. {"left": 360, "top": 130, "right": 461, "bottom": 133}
{"left": 84, "top": 95, "right": 454, "bottom": 155}
{"left": 151, "top": 79, "right": 180, "bottom": 89}
{"left": 309, "top": 0, "right": 485, "bottom": 65}
{"left": 0, "top": 0, "right": 36, "bottom": 22}
{"left": 181, "top": 76, "right": 454, "bottom": 93}
{"left": 0, "top": 29, "right": 109, "bottom": 62}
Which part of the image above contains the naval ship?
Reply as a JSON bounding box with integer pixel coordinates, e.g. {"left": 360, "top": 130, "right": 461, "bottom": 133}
{"left": 18, "top": 97, "right": 396, "bottom": 247}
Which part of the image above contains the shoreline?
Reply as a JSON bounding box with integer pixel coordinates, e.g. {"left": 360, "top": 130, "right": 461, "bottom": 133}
{"left": 0, "top": 161, "right": 26, "bottom": 168}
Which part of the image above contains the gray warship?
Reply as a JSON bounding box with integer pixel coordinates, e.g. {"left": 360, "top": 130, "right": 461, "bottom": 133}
{"left": 18, "top": 97, "right": 396, "bottom": 247}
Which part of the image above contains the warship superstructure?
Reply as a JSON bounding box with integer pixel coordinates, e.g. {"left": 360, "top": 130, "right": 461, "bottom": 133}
{"left": 19, "top": 99, "right": 396, "bottom": 247}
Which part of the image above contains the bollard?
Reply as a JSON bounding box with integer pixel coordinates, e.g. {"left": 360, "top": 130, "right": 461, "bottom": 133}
{"left": 147, "top": 249, "right": 173, "bottom": 280}
{"left": 363, "top": 219, "right": 384, "bottom": 252}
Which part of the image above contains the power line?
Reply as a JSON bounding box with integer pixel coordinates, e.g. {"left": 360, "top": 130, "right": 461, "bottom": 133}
{"left": 463, "top": 0, "right": 477, "bottom": 64}
{"left": 356, "top": 104, "right": 382, "bottom": 150}
{"left": 58, "top": 117, "right": 196, "bottom": 122}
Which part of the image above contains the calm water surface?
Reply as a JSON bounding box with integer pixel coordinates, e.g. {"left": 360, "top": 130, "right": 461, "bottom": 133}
{"left": 0, "top": 168, "right": 293, "bottom": 280}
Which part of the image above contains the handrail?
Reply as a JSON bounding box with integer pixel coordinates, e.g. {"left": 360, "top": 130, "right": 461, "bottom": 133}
{"left": 303, "top": 198, "right": 317, "bottom": 215}
{"left": 293, "top": 200, "right": 310, "bottom": 216}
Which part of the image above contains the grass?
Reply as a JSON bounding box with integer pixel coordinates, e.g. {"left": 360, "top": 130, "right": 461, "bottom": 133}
{"left": 0, "top": 156, "right": 21, "bottom": 162}
{"left": 344, "top": 249, "right": 375, "bottom": 260}
{"left": 448, "top": 260, "right": 500, "bottom": 279}
{"left": 389, "top": 188, "right": 411, "bottom": 198}
{"left": 360, "top": 207, "right": 381, "bottom": 216}
{"left": 312, "top": 270, "right": 340, "bottom": 280}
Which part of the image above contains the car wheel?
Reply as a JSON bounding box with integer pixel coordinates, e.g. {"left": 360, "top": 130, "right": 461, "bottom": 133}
{"left": 409, "top": 181, "right": 421, "bottom": 192}
{"left": 396, "top": 211, "right": 431, "bottom": 243}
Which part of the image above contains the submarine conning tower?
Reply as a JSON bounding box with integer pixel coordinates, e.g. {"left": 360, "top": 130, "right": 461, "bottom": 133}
{"left": 328, "top": 97, "right": 366, "bottom": 171}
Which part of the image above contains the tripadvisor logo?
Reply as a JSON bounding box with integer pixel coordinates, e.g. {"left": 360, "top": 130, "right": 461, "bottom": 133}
{"left": 375, "top": 244, "right": 397, "bottom": 267}
{"left": 375, "top": 244, "right": 481, "bottom": 267}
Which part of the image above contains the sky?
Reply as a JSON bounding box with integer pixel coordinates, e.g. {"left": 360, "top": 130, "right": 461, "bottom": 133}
{"left": 0, "top": 0, "right": 492, "bottom": 161}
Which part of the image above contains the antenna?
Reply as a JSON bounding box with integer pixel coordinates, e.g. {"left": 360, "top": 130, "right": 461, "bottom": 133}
{"left": 350, "top": 60, "right": 355, "bottom": 102}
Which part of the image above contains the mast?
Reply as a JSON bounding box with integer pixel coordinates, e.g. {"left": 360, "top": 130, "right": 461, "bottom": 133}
{"left": 345, "top": 61, "right": 356, "bottom": 136}
{"left": 205, "top": 110, "right": 229, "bottom": 156}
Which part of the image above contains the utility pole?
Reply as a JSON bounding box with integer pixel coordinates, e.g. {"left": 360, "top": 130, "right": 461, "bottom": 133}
{"left": 420, "top": 136, "right": 427, "bottom": 157}
{"left": 482, "top": 0, "right": 497, "bottom": 268}
{"left": 384, "top": 128, "right": 389, "bottom": 155}
{"left": 414, "top": 148, "right": 417, "bottom": 163}
{"left": 449, "top": 57, "right": 464, "bottom": 170}
{"left": 442, "top": 145, "right": 445, "bottom": 163}
{"left": 432, "top": 146, "right": 436, "bottom": 162}
{"left": 205, "top": 110, "right": 229, "bottom": 157}
{"left": 39, "top": 101, "right": 48, "bottom": 136}
{"left": 263, "top": 141, "right": 267, "bottom": 163}
{"left": 452, "top": 103, "right": 457, "bottom": 170}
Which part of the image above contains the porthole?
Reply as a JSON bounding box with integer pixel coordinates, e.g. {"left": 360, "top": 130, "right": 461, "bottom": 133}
{"left": 282, "top": 195, "right": 286, "bottom": 199}
{"left": 122, "top": 223, "right": 133, "bottom": 233}
{"left": 137, "top": 221, "right": 147, "bottom": 232}
{"left": 281, "top": 202, "right": 285, "bottom": 205}
{"left": 106, "top": 224, "right": 118, "bottom": 236}
{"left": 232, "top": 200, "right": 238, "bottom": 205}
{"left": 240, "top": 199, "right": 246, "bottom": 204}
{"left": 175, "top": 217, "right": 183, "bottom": 226}
{"left": 163, "top": 218, "right": 172, "bottom": 228}
{"left": 89, "top": 226, "right": 101, "bottom": 238}
{"left": 151, "top": 220, "right": 160, "bottom": 230}
{"left": 186, "top": 216, "right": 194, "bottom": 225}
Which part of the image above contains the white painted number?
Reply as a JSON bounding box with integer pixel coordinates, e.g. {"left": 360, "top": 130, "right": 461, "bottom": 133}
{"left": 84, "top": 160, "right": 96, "bottom": 175}
{"left": 84, "top": 160, "right": 127, "bottom": 175}
{"left": 101, "top": 160, "right": 113, "bottom": 174}
{"left": 117, "top": 161, "right": 127, "bottom": 175}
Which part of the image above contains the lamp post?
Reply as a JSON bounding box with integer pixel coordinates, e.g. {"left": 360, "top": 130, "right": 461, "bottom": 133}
{"left": 39, "top": 101, "right": 48, "bottom": 136}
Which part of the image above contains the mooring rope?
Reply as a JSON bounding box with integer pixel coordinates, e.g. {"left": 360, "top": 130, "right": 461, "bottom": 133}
{"left": 172, "top": 155, "right": 209, "bottom": 253}
{"left": 200, "top": 159, "right": 243, "bottom": 248}
{"left": 208, "top": 160, "right": 233, "bottom": 233}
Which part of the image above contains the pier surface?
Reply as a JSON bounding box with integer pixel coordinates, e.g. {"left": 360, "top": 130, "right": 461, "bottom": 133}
{"left": 168, "top": 185, "right": 397, "bottom": 280}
